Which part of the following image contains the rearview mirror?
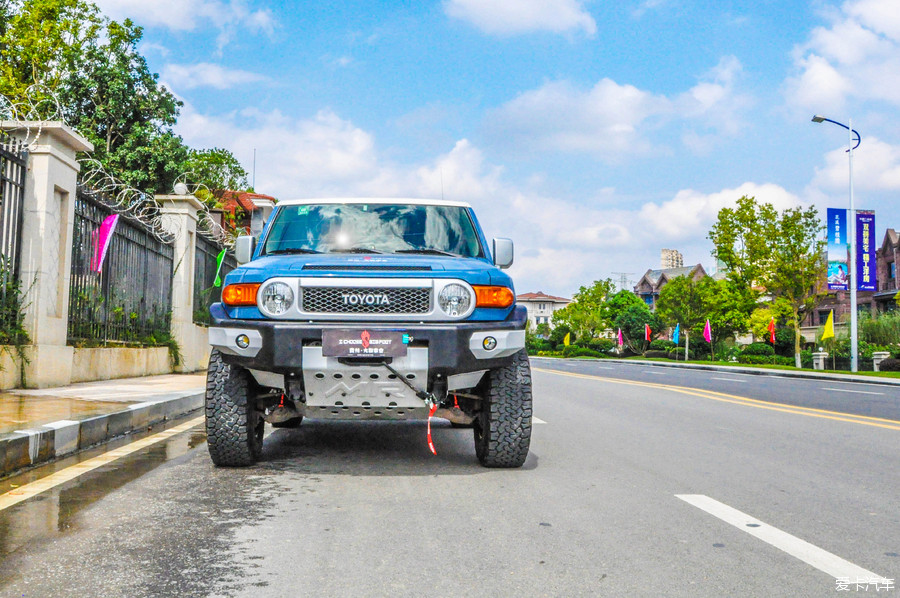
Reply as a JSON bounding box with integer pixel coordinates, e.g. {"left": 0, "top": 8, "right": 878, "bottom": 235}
{"left": 493, "top": 238, "right": 514, "bottom": 269}
{"left": 235, "top": 235, "right": 256, "bottom": 265}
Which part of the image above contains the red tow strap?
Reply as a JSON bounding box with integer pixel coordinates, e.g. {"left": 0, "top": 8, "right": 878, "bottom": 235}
{"left": 427, "top": 403, "right": 438, "bottom": 455}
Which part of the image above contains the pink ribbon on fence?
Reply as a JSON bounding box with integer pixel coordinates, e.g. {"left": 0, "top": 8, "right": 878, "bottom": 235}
{"left": 92, "top": 214, "right": 119, "bottom": 273}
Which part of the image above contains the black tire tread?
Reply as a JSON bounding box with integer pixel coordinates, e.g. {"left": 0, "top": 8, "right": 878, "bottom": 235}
{"left": 205, "top": 349, "right": 262, "bottom": 466}
{"left": 475, "top": 350, "right": 532, "bottom": 468}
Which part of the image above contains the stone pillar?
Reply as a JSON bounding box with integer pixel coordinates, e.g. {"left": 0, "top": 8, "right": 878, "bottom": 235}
{"left": 812, "top": 351, "right": 828, "bottom": 371}
{"left": 872, "top": 351, "right": 891, "bottom": 372}
{"left": 157, "top": 194, "right": 209, "bottom": 373}
{"left": 1, "top": 122, "right": 93, "bottom": 387}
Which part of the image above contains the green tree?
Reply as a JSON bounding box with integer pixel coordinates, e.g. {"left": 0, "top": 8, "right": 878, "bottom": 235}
{"left": 185, "top": 147, "right": 250, "bottom": 203}
{"left": 551, "top": 278, "right": 615, "bottom": 341}
{"left": 656, "top": 275, "right": 706, "bottom": 358}
{"left": 1, "top": 1, "right": 189, "bottom": 194}
{"left": 0, "top": 0, "right": 102, "bottom": 103}
{"left": 709, "top": 196, "right": 826, "bottom": 366}
{"left": 699, "top": 278, "right": 748, "bottom": 361}
{"left": 761, "top": 205, "right": 826, "bottom": 366}
{"left": 614, "top": 302, "right": 660, "bottom": 354}
{"left": 708, "top": 195, "right": 777, "bottom": 314}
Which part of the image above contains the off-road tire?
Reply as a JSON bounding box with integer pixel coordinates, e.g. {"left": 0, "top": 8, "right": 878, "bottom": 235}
{"left": 206, "top": 349, "right": 264, "bottom": 466}
{"left": 271, "top": 416, "right": 303, "bottom": 429}
{"left": 474, "top": 350, "right": 532, "bottom": 468}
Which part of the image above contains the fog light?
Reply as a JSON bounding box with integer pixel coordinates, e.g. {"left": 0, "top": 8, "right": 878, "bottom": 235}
{"left": 235, "top": 334, "right": 250, "bottom": 349}
{"left": 482, "top": 336, "right": 498, "bottom": 351}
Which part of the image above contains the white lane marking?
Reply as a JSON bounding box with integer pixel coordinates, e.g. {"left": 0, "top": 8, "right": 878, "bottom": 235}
{"left": 676, "top": 494, "right": 889, "bottom": 582}
{"left": 644, "top": 371, "right": 666, "bottom": 375}
{"left": 533, "top": 417, "right": 547, "bottom": 425}
{"left": 822, "top": 387, "right": 884, "bottom": 396}
{"left": 712, "top": 377, "right": 744, "bottom": 383}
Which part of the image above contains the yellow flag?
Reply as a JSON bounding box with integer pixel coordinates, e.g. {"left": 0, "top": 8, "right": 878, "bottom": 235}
{"left": 822, "top": 310, "right": 835, "bottom": 340}
{"left": 564, "top": 332, "right": 571, "bottom": 346}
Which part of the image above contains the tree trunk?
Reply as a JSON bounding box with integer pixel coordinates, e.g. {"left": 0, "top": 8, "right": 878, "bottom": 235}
{"left": 793, "top": 306, "right": 802, "bottom": 368}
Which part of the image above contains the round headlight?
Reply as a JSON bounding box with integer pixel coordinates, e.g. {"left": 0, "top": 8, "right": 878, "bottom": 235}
{"left": 438, "top": 284, "right": 472, "bottom": 317}
{"left": 261, "top": 282, "right": 294, "bottom": 315}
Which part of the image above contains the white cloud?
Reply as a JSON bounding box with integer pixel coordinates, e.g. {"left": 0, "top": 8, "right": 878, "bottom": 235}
{"left": 488, "top": 56, "right": 752, "bottom": 159}
{"left": 176, "top": 104, "right": 804, "bottom": 296}
{"left": 811, "top": 136, "right": 900, "bottom": 193}
{"left": 444, "top": 0, "right": 596, "bottom": 36}
{"left": 93, "top": 0, "right": 275, "bottom": 51}
{"left": 488, "top": 78, "right": 670, "bottom": 158}
{"left": 162, "top": 63, "right": 268, "bottom": 90}
{"left": 785, "top": 0, "right": 900, "bottom": 111}
{"left": 638, "top": 183, "right": 803, "bottom": 243}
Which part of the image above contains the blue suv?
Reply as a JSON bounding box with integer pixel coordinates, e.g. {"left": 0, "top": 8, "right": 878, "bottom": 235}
{"left": 206, "top": 198, "right": 532, "bottom": 468}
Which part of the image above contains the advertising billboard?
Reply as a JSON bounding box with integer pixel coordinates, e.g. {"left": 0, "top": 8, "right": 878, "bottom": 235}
{"left": 826, "top": 207, "right": 848, "bottom": 290}
{"left": 857, "top": 211, "right": 876, "bottom": 292}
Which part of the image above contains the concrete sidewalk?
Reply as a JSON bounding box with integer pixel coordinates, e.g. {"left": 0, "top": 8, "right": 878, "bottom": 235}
{"left": 0, "top": 373, "right": 206, "bottom": 477}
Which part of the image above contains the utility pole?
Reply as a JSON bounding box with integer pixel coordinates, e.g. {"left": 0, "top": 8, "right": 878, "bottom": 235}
{"left": 611, "top": 272, "right": 634, "bottom": 293}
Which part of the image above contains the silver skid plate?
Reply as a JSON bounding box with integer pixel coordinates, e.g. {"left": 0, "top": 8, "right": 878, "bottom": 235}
{"left": 301, "top": 347, "right": 429, "bottom": 419}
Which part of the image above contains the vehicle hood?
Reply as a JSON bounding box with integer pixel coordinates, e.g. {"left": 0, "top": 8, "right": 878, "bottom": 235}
{"left": 225, "top": 253, "right": 514, "bottom": 288}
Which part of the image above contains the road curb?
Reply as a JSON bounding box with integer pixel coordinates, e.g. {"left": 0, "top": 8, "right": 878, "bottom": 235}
{"left": 0, "top": 391, "right": 204, "bottom": 478}
{"left": 531, "top": 356, "right": 900, "bottom": 387}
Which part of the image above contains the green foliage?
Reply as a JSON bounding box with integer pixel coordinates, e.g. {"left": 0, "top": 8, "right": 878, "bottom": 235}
{"left": 656, "top": 275, "right": 706, "bottom": 331}
{"left": 551, "top": 278, "right": 615, "bottom": 340}
{"left": 738, "top": 354, "right": 795, "bottom": 366}
{"left": 614, "top": 302, "right": 660, "bottom": 353}
{"left": 859, "top": 312, "right": 900, "bottom": 346}
{"left": 186, "top": 147, "right": 250, "bottom": 204}
{"left": 669, "top": 347, "right": 695, "bottom": 360}
{"left": 588, "top": 338, "right": 615, "bottom": 353}
{"left": 649, "top": 339, "right": 675, "bottom": 350}
{"left": 643, "top": 350, "right": 670, "bottom": 359}
{"left": 1, "top": 1, "right": 190, "bottom": 194}
{"left": 561, "top": 346, "right": 604, "bottom": 358}
{"left": 741, "top": 342, "right": 775, "bottom": 356}
{"left": 548, "top": 324, "right": 573, "bottom": 349}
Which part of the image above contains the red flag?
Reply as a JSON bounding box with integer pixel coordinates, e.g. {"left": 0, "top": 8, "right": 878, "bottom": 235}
{"left": 644, "top": 323, "right": 651, "bottom": 341}
{"left": 767, "top": 317, "right": 775, "bottom": 344}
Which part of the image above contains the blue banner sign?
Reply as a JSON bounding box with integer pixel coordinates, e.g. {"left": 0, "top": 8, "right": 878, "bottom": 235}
{"left": 857, "top": 211, "right": 876, "bottom": 292}
{"left": 826, "top": 207, "right": 848, "bottom": 290}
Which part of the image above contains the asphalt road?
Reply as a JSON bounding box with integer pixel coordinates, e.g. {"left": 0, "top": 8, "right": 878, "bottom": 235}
{"left": 0, "top": 359, "right": 898, "bottom": 597}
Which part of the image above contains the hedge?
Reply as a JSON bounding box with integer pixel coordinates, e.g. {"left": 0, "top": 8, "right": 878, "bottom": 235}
{"left": 643, "top": 350, "right": 671, "bottom": 359}
{"left": 878, "top": 358, "right": 900, "bottom": 372}
{"left": 741, "top": 342, "right": 775, "bottom": 357}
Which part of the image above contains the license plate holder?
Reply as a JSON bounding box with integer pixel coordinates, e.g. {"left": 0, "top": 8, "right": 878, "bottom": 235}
{"left": 322, "top": 329, "right": 408, "bottom": 358}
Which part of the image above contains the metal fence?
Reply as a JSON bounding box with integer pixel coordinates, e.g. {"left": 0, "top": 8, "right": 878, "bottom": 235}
{"left": 0, "top": 134, "right": 28, "bottom": 341}
{"left": 193, "top": 233, "right": 236, "bottom": 325}
{"left": 68, "top": 187, "right": 175, "bottom": 344}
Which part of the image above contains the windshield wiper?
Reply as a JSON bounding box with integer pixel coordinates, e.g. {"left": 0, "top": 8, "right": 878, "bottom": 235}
{"left": 266, "top": 248, "right": 321, "bottom": 255}
{"left": 394, "top": 248, "right": 457, "bottom": 257}
{"left": 330, "top": 247, "right": 383, "bottom": 254}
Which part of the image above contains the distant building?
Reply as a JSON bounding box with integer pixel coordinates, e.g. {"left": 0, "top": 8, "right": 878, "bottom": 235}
{"left": 660, "top": 249, "right": 684, "bottom": 269}
{"left": 218, "top": 191, "right": 277, "bottom": 236}
{"left": 517, "top": 291, "right": 571, "bottom": 330}
{"left": 633, "top": 264, "right": 707, "bottom": 310}
{"left": 874, "top": 228, "right": 899, "bottom": 312}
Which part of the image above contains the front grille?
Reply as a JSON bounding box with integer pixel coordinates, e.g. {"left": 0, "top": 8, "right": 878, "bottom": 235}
{"left": 301, "top": 287, "right": 431, "bottom": 314}
{"left": 302, "top": 265, "right": 432, "bottom": 271}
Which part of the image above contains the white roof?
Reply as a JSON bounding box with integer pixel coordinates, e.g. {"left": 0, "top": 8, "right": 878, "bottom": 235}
{"left": 277, "top": 197, "right": 472, "bottom": 208}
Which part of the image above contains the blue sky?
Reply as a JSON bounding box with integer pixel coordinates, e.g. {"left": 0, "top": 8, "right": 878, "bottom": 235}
{"left": 94, "top": 0, "right": 900, "bottom": 297}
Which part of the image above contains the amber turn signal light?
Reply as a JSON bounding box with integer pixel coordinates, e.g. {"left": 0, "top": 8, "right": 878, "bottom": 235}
{"left": 222, "top": 283, "right": 260, "bottom": 306}
{"left": 473, "top": 285, "right": 515, "bottom": 308}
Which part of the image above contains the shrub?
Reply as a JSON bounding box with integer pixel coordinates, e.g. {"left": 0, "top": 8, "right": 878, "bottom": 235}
{"left": 741, "top": 342, "right": 775, "bottom": 357}
{"left": 643, "top": 350, "right": 670, "bottom": 359}
{"left": 563, "top": 346, "right": 604, "bottom": 358}
{"left": 649, "top": 339, "right": 676, "bottom": 351}
{"left": 737, "top": 354, "right": 794, "bottom": 366}
{"left": 589, "top": 338, "right": 615, "bottom": 353}
{"left": 878, "top": 358, "right": 900, "bottom": 372}
{"left": 669, "top": 347, "right": 695, "bottom": 360}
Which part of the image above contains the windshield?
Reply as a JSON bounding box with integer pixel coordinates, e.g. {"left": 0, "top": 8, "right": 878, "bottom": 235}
{"left": 262, "top": 203, "right": 483, "bottom": 257}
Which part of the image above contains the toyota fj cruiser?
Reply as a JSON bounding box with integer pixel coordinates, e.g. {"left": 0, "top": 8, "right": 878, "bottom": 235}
{"left": 205, "top": 198, "right": 532, "bottom": 468}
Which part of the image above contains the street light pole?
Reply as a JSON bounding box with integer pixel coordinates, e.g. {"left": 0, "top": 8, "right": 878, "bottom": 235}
{"left": 812, "top": 115, "right": 861, "bottom": 372}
